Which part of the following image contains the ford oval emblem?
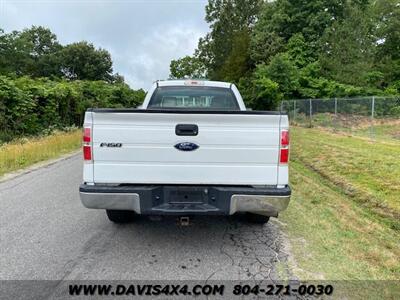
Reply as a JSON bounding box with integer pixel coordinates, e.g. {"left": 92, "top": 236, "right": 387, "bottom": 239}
{"left": 174, "top": 142, "right": 199, "bottom": 151}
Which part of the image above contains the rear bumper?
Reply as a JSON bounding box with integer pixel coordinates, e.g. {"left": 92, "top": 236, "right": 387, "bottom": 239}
{"left": 79, "top": 184, "right": 291, "bottom": 217}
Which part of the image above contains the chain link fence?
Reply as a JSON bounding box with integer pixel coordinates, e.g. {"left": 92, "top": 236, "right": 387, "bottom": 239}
{"left": 280, "top": 96, "right": 400, "bottom": 141}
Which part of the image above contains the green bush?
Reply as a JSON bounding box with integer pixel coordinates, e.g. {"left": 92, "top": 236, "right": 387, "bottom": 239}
{"left": 0, "top": 76, "right": 145, "bottom": 142}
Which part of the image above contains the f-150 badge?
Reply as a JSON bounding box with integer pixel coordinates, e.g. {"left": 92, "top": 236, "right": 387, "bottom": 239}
{"left": 174, "top": 142, "right": 199, "bottom": 151}
{"left": 100, "top": 143, "right": 122, "bottom": 147}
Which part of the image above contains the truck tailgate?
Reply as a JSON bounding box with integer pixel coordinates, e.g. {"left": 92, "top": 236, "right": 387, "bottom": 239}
{"left": 90, "top": 111, "right": 285, "bottom": 185}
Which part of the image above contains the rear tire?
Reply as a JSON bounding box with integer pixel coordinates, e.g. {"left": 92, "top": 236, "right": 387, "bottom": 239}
{"left": 106, "top": 210, "right": 135, "bottom": 223}
{"left": 245, "top": 213, "right": 270, "bottom": 224}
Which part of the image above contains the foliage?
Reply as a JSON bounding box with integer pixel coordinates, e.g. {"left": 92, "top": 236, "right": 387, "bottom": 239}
{"left": 250, "top": 0, "right": 347, "bottom": 64}
{"left": 219, "top": 29, "right": 252, "bottom": 83}
{"left": 170, "top": 0, "right": 400, "bottom": 109}
{"left": 239, "top": 75, "right": 282, "bottom": 111}
{"left": 319, "top": 5, "right": 376, "bottom": 87}
{"left": 374, "top": 0, "right": 400, "bottom": 85}
{"left": 193, "top": 0, "right": 263, "bottom": 80}
{"left": 0, "top": 26, "right": 62, "bottom": 78}
{"left": 258, "top": 54, "right": 300, "bottom": 99}
{"left": 0, "top": 129, "right": 82, "bottom": 176}
{"left": 0, "top": 76, "right": 145, "bottom": 142}
{"left": 58, "top": 42, "right": 113, "bottom": 81}
{"left": 169, "top": 56, "right": 206, "bottom": 79}
{"left": 0, "top": 26, "right": 119, "bottom": 82}
{"left": 0, "top": 26, "right": 146, "bottom": 142}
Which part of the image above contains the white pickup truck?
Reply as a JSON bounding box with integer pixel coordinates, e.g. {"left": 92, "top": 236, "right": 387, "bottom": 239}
{"left": 79, "top": 80, "right": 291, "bottom": 224}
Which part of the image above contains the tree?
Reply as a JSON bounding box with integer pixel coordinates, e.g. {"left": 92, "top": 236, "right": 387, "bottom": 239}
{"left": 286, "top": 33, "right": 313, "bottom": 68}
{"left": 19, "top": 26, "right": 61, "bottom": 57}
{"left": 0, "top": 29, "right": 14, "bottom": 74}
{"left": 219, "top": 29, "right": 252, "bottom": 83}
{"left": 19, "top": 26, "right": 62, "bottom": 77}
{"left": 58, "top": 42, "right": 113, "bottom": 81}
{"left": 0, "top": 29, "right": 31, "bottom": 75}
{"left": 249, "top": 1, "right": 285, "bottom": 64}
{"left": 0, "top": 26, "right": 61, "bottom": 77}
{"left": 0, "top": 27, "right": 124, "bottom": 82}
{"left": 319, "top": 4, "right": 376, "bottom": 87}
{"left": 169, "top": 56, "right": 206, "bottom": 79}
{"left": 258, "top": 53, "right": 300, "bottom": 99}
{"left": 197, "top": 0, "right": 263, "bottom": 79}
{"left": 374, "top": 0, "right": 400, "bottom": 85}
{"left": 251, "top": 0, "right": 349, "bottom": 63}
{"left": 238, "top": 73, "right": 282, "bottom": 110}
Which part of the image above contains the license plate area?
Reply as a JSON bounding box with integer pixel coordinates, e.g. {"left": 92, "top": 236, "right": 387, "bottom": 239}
{"left": 164, "top": 186, "right": 207, "bottom": 204}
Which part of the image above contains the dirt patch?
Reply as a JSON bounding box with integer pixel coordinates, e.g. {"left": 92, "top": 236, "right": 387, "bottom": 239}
{"left": 272, "top": 219, "right": 325, "bottom": 280}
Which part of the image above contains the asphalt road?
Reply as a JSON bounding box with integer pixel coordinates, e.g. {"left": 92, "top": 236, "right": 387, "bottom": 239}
{"left": 0, "top": 154, "right": 295, "bottom": 291}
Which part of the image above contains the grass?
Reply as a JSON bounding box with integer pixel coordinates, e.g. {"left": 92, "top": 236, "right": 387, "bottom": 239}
{"left": 279, "top": 126, "right": 399, "bottom": 297}
{"left": 0, "top": 130, "right": 81, "bottom": 177}
{"left": 290, "top": 126, "right": 400, "bottom": 229}
{"left": 293, "top": 112, "right": 400, "bottom": 141}
{"left": 355, "top": 123, "right": 400, "bottom": 141}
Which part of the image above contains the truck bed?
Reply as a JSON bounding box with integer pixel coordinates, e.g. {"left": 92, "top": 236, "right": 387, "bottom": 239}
{"left": 84, "top": 109, "right": 288, "bottom": 186}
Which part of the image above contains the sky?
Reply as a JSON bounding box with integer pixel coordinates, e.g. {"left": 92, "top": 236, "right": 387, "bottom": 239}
{"left": 0, "top": 0, "right": 209, "bottom": 90}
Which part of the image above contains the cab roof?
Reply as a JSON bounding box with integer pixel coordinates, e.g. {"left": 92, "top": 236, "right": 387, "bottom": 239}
{"left": 157, "top": 79, "right": 232, "bottom": 89}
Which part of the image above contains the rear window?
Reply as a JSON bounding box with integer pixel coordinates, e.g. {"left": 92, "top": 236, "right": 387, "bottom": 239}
{"left": 148, "top": 86, "right": 239, "bottom": 110}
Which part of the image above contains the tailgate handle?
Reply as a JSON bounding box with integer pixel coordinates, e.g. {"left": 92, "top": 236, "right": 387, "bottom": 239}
{"left": 175, "top": 124, "right": 198, "bottom": 136}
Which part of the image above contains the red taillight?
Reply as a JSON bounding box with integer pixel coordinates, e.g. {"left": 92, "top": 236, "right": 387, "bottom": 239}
{"left": 281, "top": 130, "right": 289, "bottom": 146}
{"left": 83, "top": 127, "right": 92, "bottom": 161}
{"left": 83, "top": 127, "right": 91, "bottom": 142}
{"left": 280, "top": 148, "right": 289, "bottom": 164}
{"left": 280, "top": 130, "right": 289, "bottom": 164}
{"left": 83, "top": 145, "right": 92, "bottom": 160}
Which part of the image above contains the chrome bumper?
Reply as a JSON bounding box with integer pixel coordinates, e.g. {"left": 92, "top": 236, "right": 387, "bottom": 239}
{"left": 230, "top": 194, "right": 290, "bottom": 216}
{"left": 79, "top": 184, "right": 291, "bottom": 216}
{"left": 80, "top": 192, "right": 141, "bottom": 213}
